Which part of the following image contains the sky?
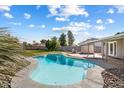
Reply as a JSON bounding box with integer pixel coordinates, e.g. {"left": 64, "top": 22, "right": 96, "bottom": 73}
{"left": 0, "top": 5, "right": 124, "bottom": 44}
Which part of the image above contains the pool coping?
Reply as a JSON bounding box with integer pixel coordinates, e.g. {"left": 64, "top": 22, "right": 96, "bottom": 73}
{"left": 11, "top": 55, "right": 104, "bottom": 88}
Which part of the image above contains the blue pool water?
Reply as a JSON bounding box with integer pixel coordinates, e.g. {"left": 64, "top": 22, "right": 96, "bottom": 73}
{"left": 30, "top": 54, "right": 95, "bottom": 85}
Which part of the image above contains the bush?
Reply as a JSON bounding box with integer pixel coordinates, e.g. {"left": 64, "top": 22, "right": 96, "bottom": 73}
{"left": 0, "top": 27, "right": 30, "bottom": 88}
{"left": 45, "top": 37, "right": 60, "bottom": 51}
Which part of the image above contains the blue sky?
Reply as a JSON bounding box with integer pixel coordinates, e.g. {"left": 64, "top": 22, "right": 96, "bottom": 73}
{"left": 0, "top": 5, "right": 124, "bottom": 44}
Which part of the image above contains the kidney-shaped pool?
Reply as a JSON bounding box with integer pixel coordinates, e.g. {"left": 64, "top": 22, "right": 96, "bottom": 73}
{"left": 30, "top": 54, "right": 95, "bottom": 86}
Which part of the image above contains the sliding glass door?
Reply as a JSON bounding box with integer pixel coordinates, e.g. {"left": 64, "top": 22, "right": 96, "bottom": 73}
{"left": 108, "top": 41, "right": 117, "bottom": 56}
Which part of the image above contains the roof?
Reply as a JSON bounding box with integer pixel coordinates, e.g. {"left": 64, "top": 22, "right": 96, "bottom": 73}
{"left": 78, "top": 38, "right": 99, "bottom": 46}
{"left": 78, "top": 32, "right": 124, "bottom": 45}
{"left": 100, "top": 32, "right": 124, "bottom": 41}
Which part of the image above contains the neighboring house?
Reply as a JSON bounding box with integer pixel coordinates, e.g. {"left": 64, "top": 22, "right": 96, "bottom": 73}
{"left": 27, "top": 43, "right": 46, "bottom": 50}
{"left": 101, "top": 32, "right": 124, "bottom": 59}
{"left": 22, "top": 42, "right": 46, "bottom": 50}
{"left": 78, "top": 38, "right": 102, "bottom": 54}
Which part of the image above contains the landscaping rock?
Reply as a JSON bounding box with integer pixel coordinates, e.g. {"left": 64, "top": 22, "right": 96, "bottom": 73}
{"left": 0, "top": 57, "right": 30, "bottom": 88}
{"left": 101, "top": 68, "right": 124, "bottom": 88}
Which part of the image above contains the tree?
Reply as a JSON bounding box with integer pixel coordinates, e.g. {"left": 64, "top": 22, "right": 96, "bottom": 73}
{"left": 51, "top": 36, "right": 57, "bottom": 50}
{"left": 51, "top": 36, "right": 57, "bottom": 41}
{"left": 56, "top": 40, "right": 60, "bottom": 50}
{"left": 67, "top": 30, "right": 75, "bottom": 46}
{"left": 40, "top": 39, "right": 47, "bottom": 45}
{"left": 33, "top": 41, "right": 37, "bottom": 45}
{"left": 22, "top": 41, "right": 27, "bottom": 49}
{"left": 59, "top": 33, "right": 67, "bottom": 46}
{"left": 45, "top": 40, "right": 52, "bottom": 50}
{"left": 115, "top": 32, "right": 124, "bottom": 35}
{"left": 45, "top": 37, "right": 60, "bottom": 51}
{"left": 51, "top": 36, "right": 60, "bottom": 50}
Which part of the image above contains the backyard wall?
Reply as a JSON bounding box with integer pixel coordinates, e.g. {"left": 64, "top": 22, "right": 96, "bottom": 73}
{"left": 25, "top": 46, "right": 46, "bottom": 50}
{"left": 59, "top": 46, "right": 78, "bottom": 52}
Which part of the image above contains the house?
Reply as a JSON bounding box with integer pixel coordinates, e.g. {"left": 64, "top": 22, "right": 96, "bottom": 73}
{"left": 101, "top": 32, "right": 124, "bottom": 59}
{"left": 22, "top": 42, "right": 46, "bottom": 50}
{"left": 78, "top": 38, "right": 102, "bottom": 54}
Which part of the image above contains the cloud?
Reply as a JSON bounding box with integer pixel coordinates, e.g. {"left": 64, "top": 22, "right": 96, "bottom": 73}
{"left": 48, "top": 5, "right": 60, "bottom": 16}
{"left": 41, "top": 25, "right": 46, "bottom": 28}
{"left": 96, "top": 19, "right": 103, "bottom": 24}
{"left": 48, "top": 5, "right": 89, "bottom": 21}
{"left": 52, "top": 22, "right": 91, "bottom": 35}
{"left": 106, "top": 18, "right": 115, "bottom": 24}
{"left": 55, "top": 17, "right": 67, "bottom": 21}
{"left": 24, "top": 13, "right": 31, "bottom": 19}
{"left": 95, "top": 25, "right": 106, "bottom": 31}
{"left": 28, "top": 24, "right": 46, "bottom": 29}
{"left": 107, "top": 8, "right": 114, "bottom": 14}
{"left": 114, "top": 5, "right": 124, "bottom": 13}
{"left": 83, "top": 31, "right": 90, "bottom": 36}
{"left": 0, "top": 6, "right": 13, "bottom": 19}
{"left": 96, "top": 18, "right": 115, "bottom": 25}
{"left": 36, "top": 5, "right": 40, "bottom": 10}
{"left": 69, "top": 22, "right": 91, "bottom": 30}
{"left": 4, "top": 12, "right": 13, "bottom": 19}
{"left": 60, "top": 5, "right": 89, "bottom": 18}
{"left": 28, "top": 24, "right": 35, "bottom": 28}
{"left": 87, "top": 20, "right": 91, "bottom": 22}
{"left": 8, "top": 22, "right": 22, "bottom": 26}
{"left": 0, "top": 5, "right": 11, "bottom": 12}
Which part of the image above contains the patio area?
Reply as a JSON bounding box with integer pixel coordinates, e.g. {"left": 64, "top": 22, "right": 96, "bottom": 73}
{"left": 67, "top": 53, "right": 102, "bottom": 59}
{"left": 88, "top": 57, "right": 124, "bottom": 69}
{"left": 68, "top": 53, "right": 124, "bottom": 87}
{"left": 68, "top": 53, "right": 124, "bottom": 68}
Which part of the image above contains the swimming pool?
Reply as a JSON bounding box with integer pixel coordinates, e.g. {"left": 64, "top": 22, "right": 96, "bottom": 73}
{"left": 30, "top": 54, "right": 95, "bottom": 85}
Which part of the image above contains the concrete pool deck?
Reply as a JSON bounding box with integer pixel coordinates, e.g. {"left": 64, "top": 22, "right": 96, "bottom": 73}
{"left": 11, "top": 57, "right": 104, "bottom": 88}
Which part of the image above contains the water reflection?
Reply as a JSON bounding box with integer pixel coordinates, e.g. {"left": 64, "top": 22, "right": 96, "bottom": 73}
{"left": 67, "top": 58, "right": 74, "bottom": 66}
{"left": 45, "top": 54, "right": 95, "bottom": 69}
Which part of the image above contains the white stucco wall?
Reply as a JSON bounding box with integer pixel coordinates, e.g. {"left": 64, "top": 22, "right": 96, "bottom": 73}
{"left": 121, "top": 38, "right": 124, "bottom": 59}
{"left": 81, "top": 45, "right": 88, "bottom": 53}
{"left": 104, "top": 39, "right": 124, "bottom": 59}
{"left": 95, "top": 42, "right": 102, "bottom": 47}
{"left": 89, "top": 44, "right": 94, "bottom": 53}
{"left": 103, "top": 42, "right": 107, "bottom": 56}
{"left": 115, "top": 39, "right": 124, "bottom": 59}
{"left": 116, "top": 39, "right": 122, "bottom": 58}
{"left": 81, "top": 44, "right": 94, "bottom": 53}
